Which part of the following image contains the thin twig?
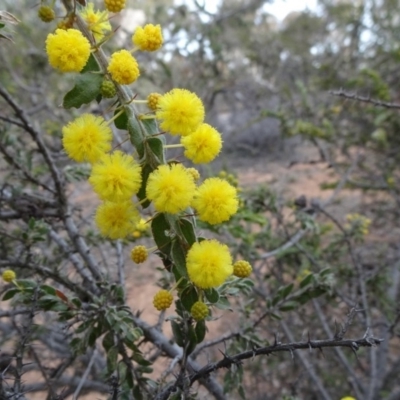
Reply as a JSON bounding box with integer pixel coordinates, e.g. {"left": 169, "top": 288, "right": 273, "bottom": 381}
{"left": 330, "top": 89, "right": 400, "bottom": 109}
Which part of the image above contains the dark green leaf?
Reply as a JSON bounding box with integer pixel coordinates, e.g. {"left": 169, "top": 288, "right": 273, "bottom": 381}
{"left": 171, "top": 240, "right": 188, "bottom": 278}
{"left": 40, "top": 285, "right": 56, "bottom": 296}
{"left": 136, "top": 163, "right": 153, "bottom": 209}
{"left": 63, "top": 72, "right": 103, "bottom": 109}
{"left": 204, "top": 288, "right": 219, "bottom": 304}
{"left": 81, "top": 53, "right": 100, "bottom": 73}
{"left": 180, "top": 285, "right": 198, "bottom": 312}
{"left": 126, "top": 367, "right": 134, "bottom": 389}
{"left": 279, "top": 301, "right": 299, "bottom": 312}
{"left": 102, "top": 331, "right": 114, "bottom": 352}
{"left": 2, "top": 288, "right": 20, "bottom": 301}
{"left": 141, "top": 118, "right": 159, "bottom": 135}
{"left": 195, "top": 320, "right": 206, "bottom": 344}
{"left": 16, "top": 279, "right": 37, "bottom": 289}
{"left": 146, "top": 137, "right": 165, "bottom": 164}
{"left": 107, "top": 346, "right": 119, "bottom": 373}
{"left": 127, "top": 117, "right": 144, "bottom": 155}
{"left": 151, "top": 213, "right": 171, "bottom": 251}
{"left": 299, "top": 273, "right": 314, "bottom": 288}
{"left": 277, "top": 283, "right": 294, "bottom": 300}
{"left": 178, "top": 218, "right": 197, "bottom": 246}
{"left": 114, "top": 109, "right": 128, "bottom": 130}
{"left": 186, "top": 325, "right": 198, "bottom": 355}
{"left": 171, "top": 321, "right": 184, "bottom": 347}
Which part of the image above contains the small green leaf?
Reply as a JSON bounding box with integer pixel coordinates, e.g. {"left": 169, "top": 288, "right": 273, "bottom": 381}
{"left": 102, "top": 331, "right": 114, "bottom": 352}
{"left": 63, "top": 72, "right": 103, "bottom": 109}
{"left": 279, "top": 301, "right": 298, "bottom": 312}
{"left": 141, "top": 118, "right": 158, "bottom": 135}
{"left": 107, "top": 346, "right": 119, "bottom": 373}
{"left": 186, "top": 325, "right": 198, "bottom": 355}
{"left": 136, "top": 163, "right": 153, "bottom": 209}
{"left": 127, "top": 117, "right": 144, "bottom": 156}
{"left": 2, "top": 288, "right": 20, "bottom": 301}
{"left": 114, "top": 109, "right": 128, "bottom": 130}
{"left": 171, "top": 321, "right": 184, "bottom": 347}
{"left": 40, "top": 285, "right": 57, "bottom": 296}
{"left": 178, "top": 218, "right": 197, "bottom": 246}
{"left": 151, "top": 213, "right": 171, "bottom": 250}
{"left": 299, "top": 273, "right": 314, "bottom": 288}
{"left": 180, "top": 285, "right": 198, "bottom": 312}
{"left": 171, "top": 240, "right": 188, "bottom": 278}
{"left": 277, "top": 283, "right": 294, "bottom": 299}
{"left": 204, "top": 288, "right": 219, "bottom": 304}
{"left": 146, "top": 137, "right": 165, "bottom": 164}
{"left": 195, "top": 320, "right": 206, "bottom": 344}
{"left": 215, "top": 296, "right": 231, "bottom": 310}
{"left": 81, "top": 53, "right": 100, "bottom": 73}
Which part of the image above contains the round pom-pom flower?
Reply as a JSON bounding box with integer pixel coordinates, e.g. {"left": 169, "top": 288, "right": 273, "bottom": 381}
{"left": 156, "top": 89, "right": 205, "bottom": 136}
{"left": 192, "top": 178, "right": 239, "bottom": 224}
{"left": 104, "top": 0, "right": 126, "bottom": 13}
{"left": 2, "top": 270, "right": 16, "bottom": 283}
{"left": 181, "top": 123, "right": 222, "bottom": 164}
{"left": 46, "top": 29, "right": 91, "bottom": 73}
{"left": 130, "top": 245, "right": 148, "bottom": 264}
{"left": 89, "top": 150, "right": 142, "bottom": 202}
{"left": 146, "top": 164, "right": 196, "bottom": 214}
{"left": 233, "top": 260, "right": 252, "bottom": 278}
{"left": 147, "top": 92, "right": 162, "bottom": 111}
{"left": 132, "top": 24, "right": 163, "bottom": 51}
{"left": 191, "top": 301, "right": 209, "bottom": 321}
{"left": 62, "top": 114, "right": 112, "bottom": 164}
{"left": 107, "top": 50, "right": 140, "bottom": 85}
{"left": 38, "top": 6, "right": 55, "bottom": 22}
{"left": 80, "top": 2, "right": 111, "bottom": 42}
{"left": 187, "top": 168, "right": 200, "bottom": 181}
{"left": 95, "top": 201, "right": 139, "bottom": 239}
{"left": 186, "top": 239, "right": 233, "bottom": 289}
{"left": 153, "top": 289, "right": 173, "bottom": 311}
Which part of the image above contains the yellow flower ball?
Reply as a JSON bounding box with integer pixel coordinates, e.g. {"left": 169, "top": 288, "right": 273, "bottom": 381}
{"left": 191, "top": 301, "right": 209, "bottom": 321}
{"left": 80, "top": 2, "right": 111, "bottom": 42}
{"left": 146, "top": 164, "right": 196, "bottom": 214}
{"left": 2, "top": 270, "right": 16, "bottom": 283}
{"left": 186, "top": 239, "right": 233, "bottom": 289}
{"left": 89, "top": 150, "right": 142, "bottom": 202}
{"left": 38, "top": 6, "right": 55, "bottom": 23}
{"left": 46, "top": 29, "right": 91, "bottom": 73}
{"left": 192, "top": 178, "right": 239, "bottom": 224}
{"left": 156, "top": 89, "right": 205, "bottom": 136}
{"left": 181, "top": 123, "right": 223, "bottom": 164}
{"left": 153, "top": 289, "right": 173, "bottom": 311}
{"left": 95, "top": 201, "right": 139, "bottom": 239}
{"left": 104, "top": 0, "right": 126, "bottom": 13}
{"left": 186, "top": 168, "right": 200, "bottom": 181}
{"left": 62, "top": 114, "right": 112, "bottom": 164}
{"left": 233, "top": 260, "right": 252, "bottom": 278}
{"left": 130, "top": 245, "right": 148, "bottom": 264}
{"left": 147, "top": 92, "right": 162, "bottom": 111}
{"left": 132, "top": 24, "right": 163, "bottom": 51}
{"left": 107, "top": 50, "right": 140, "bottom": 85}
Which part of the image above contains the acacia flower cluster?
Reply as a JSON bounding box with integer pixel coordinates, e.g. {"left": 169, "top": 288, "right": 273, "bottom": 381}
{"left": 42, "top": 0, "right": 250, "bottom": 326}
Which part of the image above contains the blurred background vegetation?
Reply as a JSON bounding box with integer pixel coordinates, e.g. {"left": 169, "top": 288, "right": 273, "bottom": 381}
{"left": 1, "top": 0, "right": 400, "bottom": 399}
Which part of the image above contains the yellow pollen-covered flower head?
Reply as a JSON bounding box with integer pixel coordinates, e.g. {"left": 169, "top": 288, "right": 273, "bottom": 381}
{"left": 181, "top": 123, "right": 223, "bottom": 164}
{"left": 233, "top": 260, "right": 252, "bottom": 278}
{"left": 192, "top": 178, "right": 239, "bottom": 225}
{"left": 191, "top": 301, "right": 209, "bottom": 321}
{"left": 153, "top": 289, "right": 173, "bottom": 311}
{"left": 147, "top": 92, "right": 162, "bottom": 111}
{"left": 80, "top": 2, "right": 111, "bottom": 42}
{"left": 2, "top": 269, "right": 16, "bottom": 283}
{"left": 107, "top": 50, "right": 140, "bottom": 85}
{"left": 130, "top": 245, "right": 148, "bottom": 264}
{"left": 89, "top": 150, "right": 142, "bottom": 202}
{"left": 156, "top": 89, "right": 205, "bottom": 136}
{"left": 62, "top": 114, "right": 112, "bottom": 164}
{"left": 132, "top": 24, "right": 163, "bottom": 51}
{"left": 146, "top": 164, "right": 196, "bottom": 214}
{"left": 186, "top": 239, "right": 233, "bottom": 289}
{"left": 104, "top": 0, "right": 126, "bottom": 13}
{"left": 95, "top": 201, "right": 139, "bottom": 239}
{"left": 46, "top": 29, "right": 91, "bottom": 73}
{"left": 340, "top": 397, "right": 356, "bottom": 400}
